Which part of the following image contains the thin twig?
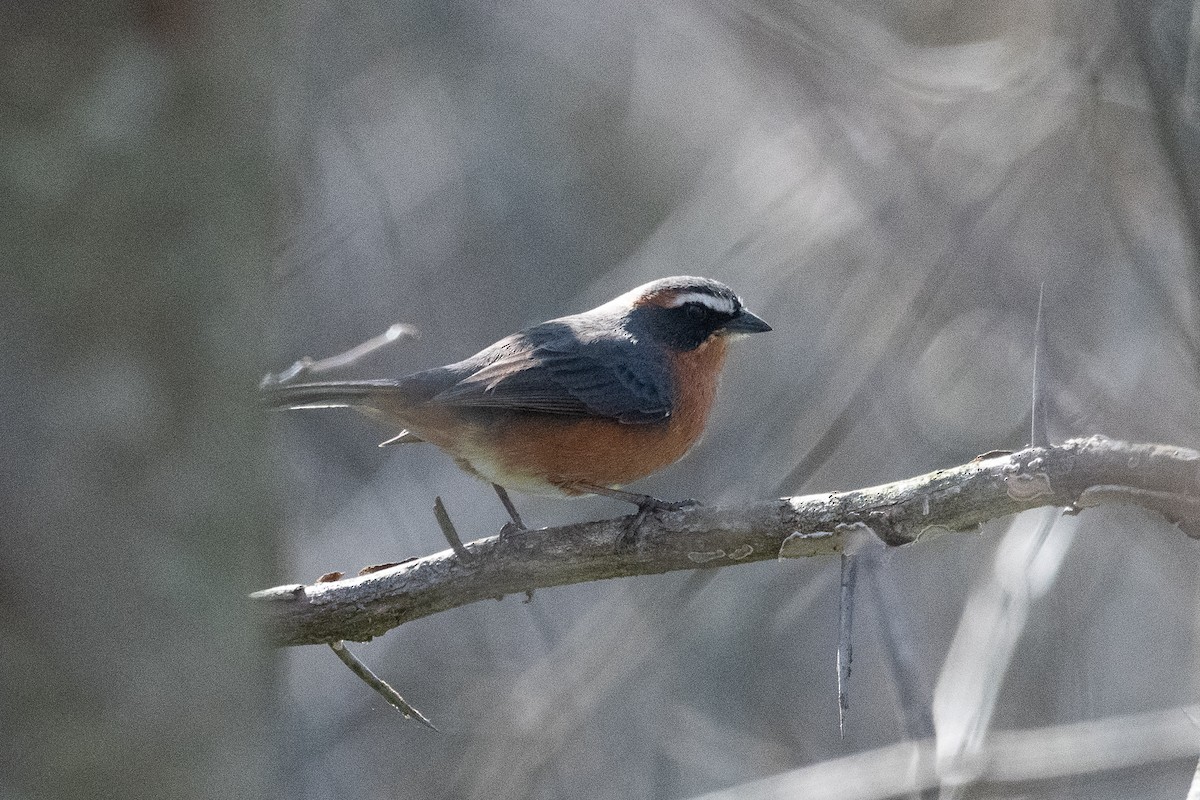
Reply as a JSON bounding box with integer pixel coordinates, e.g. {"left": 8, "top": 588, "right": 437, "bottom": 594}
{"left": 328, "top": 640, "right": 438, "bottom": 731}
{"left": 864, "top": 545, "right": 934, "bottom": 742}
{"left": 837, "top": 552, "right": 857, "bottom": 738}
{"left": 433, "top": 496, "right": 471, "bottom": 560}
{"left": 493, "top": 484, "right": 525, "bottom": 530}
{"left": 1030, "top": 282, "right": 1049, "bottom": 448}
{"left": 260, "top": 323, "right": 418, "bottom": 386}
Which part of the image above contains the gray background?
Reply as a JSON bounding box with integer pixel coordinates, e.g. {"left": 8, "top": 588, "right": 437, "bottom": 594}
{"left": 3, "top": 0, "right": 1198, "bottom": 797}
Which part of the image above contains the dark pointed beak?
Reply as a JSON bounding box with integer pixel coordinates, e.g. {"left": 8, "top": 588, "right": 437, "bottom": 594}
{"left": 723, "top": 308, "right": 772, "bottom": 334}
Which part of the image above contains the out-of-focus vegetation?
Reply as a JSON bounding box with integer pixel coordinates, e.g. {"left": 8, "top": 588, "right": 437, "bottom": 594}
{"left": 3, "top": 0, "right": 1197, "bottom": 797}
{"left": 3, "top": 2, "right": 278, "bottom": 798}
{"left": 270, "top": 1, "right": 1198, "bottom": 797}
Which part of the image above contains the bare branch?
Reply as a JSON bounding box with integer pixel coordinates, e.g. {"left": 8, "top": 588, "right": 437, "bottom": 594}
{"left": 433, "top": 497, "right": 471, "bottom": 561}
{"left": 933, "top": 509, "right": 1074, "bottom": 791}
{"left": 1030, "top": 282, "right": 1048, "bottom": 448}
{"left": 836, "top": 552, "right": 857, "bottom": 738}
{"left": 328, "top": 641, "right": 438, "bottom": 731}
{"left": 254, "top": 437, "right": 1200, "bottom": 647}
{"left": 687, "top": 704, "right": 1200, "bottom": 800}
{"left": 259, "top": 323, "right": 418, "bottom": 387}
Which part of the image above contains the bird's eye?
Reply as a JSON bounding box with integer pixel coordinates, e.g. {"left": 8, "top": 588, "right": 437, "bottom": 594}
{"left": 685, "top": 304, "right": 708, "bottom": 320}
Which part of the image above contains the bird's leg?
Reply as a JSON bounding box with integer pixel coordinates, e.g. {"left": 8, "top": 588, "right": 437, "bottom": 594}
{"left": 571, "top": 483, "right": 699, "bottom": 550}
{"left": 576, "top": 484, "right": 696, "bottom": 514}
{"left": 493, "top": 484, "right": 526, "bottom": 536}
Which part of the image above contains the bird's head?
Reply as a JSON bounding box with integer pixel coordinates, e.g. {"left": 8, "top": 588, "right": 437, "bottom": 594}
{"left": 612, "top": 276, "right": 772, "bottom": 351}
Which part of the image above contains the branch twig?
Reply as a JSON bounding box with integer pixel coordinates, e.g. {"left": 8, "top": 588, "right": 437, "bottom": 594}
{"left": 433, "top": 496, "right": 471, "bottom": 561}
{"left": 254, "top": 436, "right": 1200, "bottom": 647}
{"left": 1030, "top": 282, "right": 1049, "bottom": 448}
{"left": 691, "top": 704, "right": 1200, "bottom": 800}
{"left": 836, "top": 552, "right": 856, "bottom": 738}
{"left": 259, "top": 323, "right": 418, "bottom": 387}
{"left": 328, "top": 641, "right": 438, "bottom": 731}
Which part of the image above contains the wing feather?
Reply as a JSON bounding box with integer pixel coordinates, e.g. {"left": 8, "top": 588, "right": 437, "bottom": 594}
{"left": 430, "top": 326, "right": 671, "bottom": 423}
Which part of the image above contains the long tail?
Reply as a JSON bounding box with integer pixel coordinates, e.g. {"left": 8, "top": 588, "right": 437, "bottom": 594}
{"left": 261, "top": 379, "right": 403, "bottom": 410}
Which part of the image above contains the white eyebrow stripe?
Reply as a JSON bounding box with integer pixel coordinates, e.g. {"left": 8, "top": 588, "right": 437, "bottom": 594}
{"left": 665, "top": 292, "right": 735, "bottom": 314}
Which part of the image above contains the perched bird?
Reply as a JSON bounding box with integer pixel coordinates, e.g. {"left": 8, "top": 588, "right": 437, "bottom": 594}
{"left": 265, "top": 276, "right": 771, "bottom": 525}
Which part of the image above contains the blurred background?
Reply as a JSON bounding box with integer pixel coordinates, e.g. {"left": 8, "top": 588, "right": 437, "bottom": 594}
{"left": 4, "top": 0, "right": 1199, "bottom": 798}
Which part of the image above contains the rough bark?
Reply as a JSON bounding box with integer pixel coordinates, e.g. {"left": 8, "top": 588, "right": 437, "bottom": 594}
{"left": 256, "top": 436, "right": 1200, "bottom": 646}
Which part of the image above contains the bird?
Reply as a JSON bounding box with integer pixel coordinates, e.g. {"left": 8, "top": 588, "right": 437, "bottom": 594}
{"left": 265, "top": 275, "right": 771, "bottom": 528}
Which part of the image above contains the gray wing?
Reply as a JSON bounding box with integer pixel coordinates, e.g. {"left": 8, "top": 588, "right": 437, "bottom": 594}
{"left": 429, "top": 322, "right": 672, "bottom": 424}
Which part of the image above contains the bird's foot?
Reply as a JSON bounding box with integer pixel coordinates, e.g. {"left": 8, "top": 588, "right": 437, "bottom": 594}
{"left": 563, "top": 482, "right": 699, "bottom": 550}
{"left": 633, "top": 496, "right": 699, "bottom": 515}
{"left": 498, "top": 520, "right": 525, "bottom": 540}
{"left": 617, "top": 493, "right": 700, "bottom": 551}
